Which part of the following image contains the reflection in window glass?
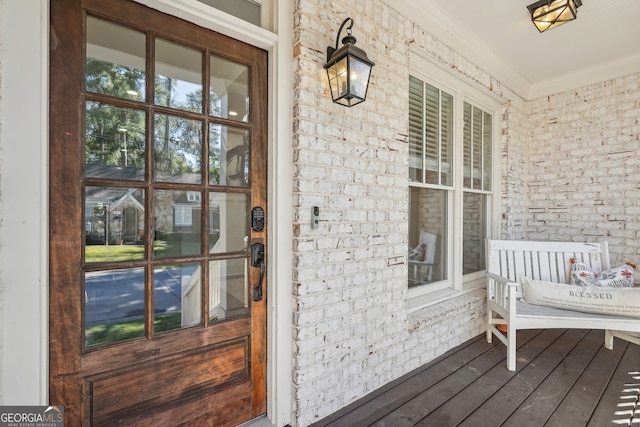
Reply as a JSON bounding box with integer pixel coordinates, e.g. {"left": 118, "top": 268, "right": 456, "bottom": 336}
{"left": 408, "top": 187, "right": 447, "bottom": 287}
{"left": 154, "top": 263, "right": 201, "bottom": 333}
{"left": 209, "top": 124, "right": 249, "bottom": 186}
{"left": 154, "top": 190, "right": 202, "bottom": 258}
{"left": 84, "top": 187, "right": 145, "bottom": 261}
{"left": 155, "top": 39, "right": 203, "bottom": 113}
{"left": 154, "top": 114, "right": 202, "bottom": 183}
{"left": 85, "top": 102, "right": 146, "bottom": 180}
{"left": 85, "top": 267, "right": 145, "bottom": 348}
{"left": 210, "top": 55, "right": 249, "bottom": 122}
{"left": 463, "top": 193, "right": 487, "bottom": 274}
{"left": 209, "top": 258, "right": 248, "bottom": 322}
{"left": 86, "top": 16, "right": 145, "bottom": 101}
{"left": 208, "top": 192, "right": 248, "bottom": 253}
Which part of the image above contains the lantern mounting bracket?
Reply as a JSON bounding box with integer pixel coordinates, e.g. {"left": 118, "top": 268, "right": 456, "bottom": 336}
{"left": 326, "top": 18, "right": 355, "bottom": 62}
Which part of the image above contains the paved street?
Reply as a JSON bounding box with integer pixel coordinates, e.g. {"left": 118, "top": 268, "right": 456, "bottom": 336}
{"left": 85, "top": 264, "right": 198, "bottom": 325}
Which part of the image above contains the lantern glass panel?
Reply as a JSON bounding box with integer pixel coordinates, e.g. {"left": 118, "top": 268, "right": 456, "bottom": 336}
{"left": 348, "top": 56, "right": 371, "bottom": 99}
{"left": 327, "top": 57, "right": 349, "bottom": 101}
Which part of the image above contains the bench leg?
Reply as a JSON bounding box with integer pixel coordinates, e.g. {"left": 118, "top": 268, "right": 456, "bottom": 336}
{"left": 604, "top": 330, "right": 614, "bottom": 350}
{"left": 486, "top": 311, "right": 493, "bottom": 344}
{"left": 507, "top": 324, "right": 516, "bottom": 371}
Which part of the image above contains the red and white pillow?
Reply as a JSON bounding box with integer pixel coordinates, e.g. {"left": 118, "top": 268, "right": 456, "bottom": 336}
{"left": 570, "top": 261, "right": 635, "bottom": 288}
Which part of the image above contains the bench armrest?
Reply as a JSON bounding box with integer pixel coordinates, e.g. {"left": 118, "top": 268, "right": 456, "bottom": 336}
{"left": 486, "top": 272, "right": 518, "bottom": 320}
{"left": 486, "top": 272, "right": 518, "bottom": 287}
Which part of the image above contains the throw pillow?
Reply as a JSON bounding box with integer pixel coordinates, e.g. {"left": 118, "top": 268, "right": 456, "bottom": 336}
{"left": 570, "top": 260, "right": 635, "bottom": 288}
{"left": 408, "top": 244, "right": 426, "bottom": 262}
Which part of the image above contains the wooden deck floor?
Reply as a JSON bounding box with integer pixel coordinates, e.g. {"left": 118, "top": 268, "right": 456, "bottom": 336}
{"left": 311, "top": 329, "right": 640, "bottom": 427}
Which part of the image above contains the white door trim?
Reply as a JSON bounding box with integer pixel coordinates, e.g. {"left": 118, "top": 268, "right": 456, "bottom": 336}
{"left": 0, "top": 0, "right": 49, "bottom": 405}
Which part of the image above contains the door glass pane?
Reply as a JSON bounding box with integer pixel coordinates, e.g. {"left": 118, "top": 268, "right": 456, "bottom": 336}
{"left": 209, "top": 258, "right": 249, "bottom": 322}
{"left": 85, "top": 101, "right": 146, "bottom": 180}
{"left": 154, "top": 263, "right": 202, "bottom": 333}
{"left": 84, "top": 267, "right": 146, "bottom": 348}
{"left": 85, "top": 187, "right": 145, "bottom": 261}
{"left": 154, "top": 190, "right": 202, "bottom": 258}
{"left": 209, "top": 124, "right": 249, "bottom": 186}
{"left": 86, "top": 16, "right": 145, "bottom": 101}
{"left": 463, "top": 192, "right": 487, "bottom": 274}
{"left": 210, "top": 55, "right": 249, "bottom": 122}
{"left": 408, "top": 187, "right": 447, "bottom": 286}
{"left": 154, "top": 113, "right": 202, "bottom": 183}
{"left": 209, "top": 192, "right": 249, "bottom": 253}
{"left": 155, "top": 39, "right": 203, "bottom": 113}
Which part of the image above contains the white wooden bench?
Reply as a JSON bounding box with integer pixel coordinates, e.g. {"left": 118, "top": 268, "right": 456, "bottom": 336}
{"left": 486, "top": 239, "right": 640, "bottom": 371}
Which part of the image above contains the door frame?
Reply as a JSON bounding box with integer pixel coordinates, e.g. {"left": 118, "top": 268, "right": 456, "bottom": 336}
{"left": 117, "top": 5, "right": 295, "bottom": 425}
{"left": 0, "top": 0, "right": 293, "bottom": 425}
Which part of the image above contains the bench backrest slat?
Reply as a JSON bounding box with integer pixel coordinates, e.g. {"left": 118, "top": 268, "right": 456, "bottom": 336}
{"left": 487, "top": 240, "right": 610, "bottom": 286}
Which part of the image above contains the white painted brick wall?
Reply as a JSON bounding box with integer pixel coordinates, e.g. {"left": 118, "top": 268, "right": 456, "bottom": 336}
{"left": 289, "top": 0, "right": 640, "bottom": 425}
{"left": 525, "top": 74, "right": 640, "bottom": 264}
{"left": 293, "top": 2, "right": 413, "bottom": 424}
{"left": 291, "top": 1, "right": 525, "bottom": 425}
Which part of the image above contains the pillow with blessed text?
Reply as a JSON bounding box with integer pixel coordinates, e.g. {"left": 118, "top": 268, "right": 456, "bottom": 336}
{"left": 521, "top": 276, "right": 640, "bottom": 318}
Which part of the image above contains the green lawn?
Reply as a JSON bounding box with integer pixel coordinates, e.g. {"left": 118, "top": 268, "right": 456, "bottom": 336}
{"left": 85, "top": 313, "right": 182, "bottom": 348}
{"left": 85, "top": 244, "right": 145, "bottom": 263}
{"left": 85, "top": 240, "right": 202, "bottom": 263}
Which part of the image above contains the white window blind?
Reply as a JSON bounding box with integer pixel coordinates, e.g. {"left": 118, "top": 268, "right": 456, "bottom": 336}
{"left": 463, "top": 102, "right": 493, "bottom": 191}
{"left": 409, "top": 76, "right": 453, "bottom": 186}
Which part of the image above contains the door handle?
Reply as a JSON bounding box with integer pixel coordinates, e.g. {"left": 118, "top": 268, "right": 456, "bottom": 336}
{"left": 251, "top": 243, "right": 265, "bottom": 301}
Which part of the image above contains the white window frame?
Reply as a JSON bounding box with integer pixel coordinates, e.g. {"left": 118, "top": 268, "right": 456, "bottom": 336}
{"left": 187, "top": 191, "right": 201, "bottom": 202}
{"left": 408, "top": 50, "right": 503, "bottom": 312}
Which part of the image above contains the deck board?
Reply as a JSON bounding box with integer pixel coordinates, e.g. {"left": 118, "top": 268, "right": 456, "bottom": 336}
{"left": 545, "top": 340, "right": 628, "bottom": 427}
{"left": 587, "top": 343, "right": 640, "bottom": 426}
{"left": 456, "top": 329, "right": 590, "bottom": 427}
{"left": 414, "top": 329, "right": 571, "bottom": 427}
{"left": 501, "top": 329, "right": 605, "bottom": 427}
{"left": 311, "top": 329, "right": 640, "bottom": 427}
{"left": 327, "top": 335, "right": 496, "bottom": 427}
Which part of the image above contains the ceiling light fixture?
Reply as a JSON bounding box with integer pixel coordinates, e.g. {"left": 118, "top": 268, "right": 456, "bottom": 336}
{"left": 527, "top": 0, "right": 582, "bottom": 33}
{"left": 324, "top": 18, "right": 374, "bottom": 107}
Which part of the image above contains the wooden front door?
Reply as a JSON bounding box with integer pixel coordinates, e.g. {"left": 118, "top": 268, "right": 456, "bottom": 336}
{"left": 49, "top": 0, "right": 268, "bottom": 425}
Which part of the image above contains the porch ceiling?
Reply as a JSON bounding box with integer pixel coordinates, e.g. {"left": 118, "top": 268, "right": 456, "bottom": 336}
{"left": 389, "top": 0, "right": 640, "bottom": 100}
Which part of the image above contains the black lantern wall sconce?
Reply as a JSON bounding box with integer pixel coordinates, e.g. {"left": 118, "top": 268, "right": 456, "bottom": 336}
{"left": 324, "top": 18, "right": 375, "bottom": 107}
{"left": 527, "top": 0, "right": 582, "bottom": 33}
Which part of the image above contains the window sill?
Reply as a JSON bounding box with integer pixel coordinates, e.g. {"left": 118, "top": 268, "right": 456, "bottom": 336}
{"left": 408, "top": 274, "right": 485, "bottom": 314}
{"left": 408, "top": 288, "right": 486, "bottom": 332}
